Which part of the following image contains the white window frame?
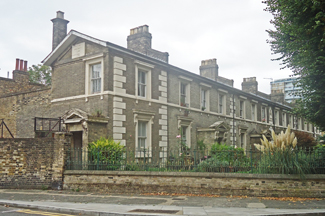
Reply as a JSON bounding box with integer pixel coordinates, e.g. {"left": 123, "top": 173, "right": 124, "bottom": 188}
{"left": 274, "top": 110, "right": 279, "bottom": 126}
{"left": 179, "top": 77, "right": 191, "bottom": 107}
{"left": 289, "top": 114, "right": 293, "bottom": 128}
{"left": 134, "top": 110, "right": 154, "bottom": 157}
{"left": 251, "top": 103, "right": 256, "bottom": 121}
{"left": 137, "top": 121, "right": 147, "bottom": 149}
{"left": 261, "top": 106, "right": 267, "bottom": 123}
{"left": 178, "top": 117, "right": 192, "bottom": 149}
{"left": 200, "top": 83, "right": 210, "bottom": 111}
{"left": 135, "top": 63, "right": 152, "bottom": 100}
{"left": 309, "top": 123, "right": 313, "bottom": 132}
{"left": 240, "top": 132, "right": 246, "bottom": 148}
{"left": 239, "top": 100, "right": 245, "bottom": 119}
{"left": 282, "top": 112, "right": 287, "bottom": 127}
{"left": 297, "top": 118, "right": 302, "bottom": 130}
{"left": 219, "top": 93, "right": 226, "bottom": 115}
{"left": 85, "top": 56, "right": 104, "bottom": 95}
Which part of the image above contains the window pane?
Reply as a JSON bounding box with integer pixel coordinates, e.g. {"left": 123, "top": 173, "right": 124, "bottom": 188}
{"left": 219, "top": 95, "right": 223, "bottom": 113}
{"left": 240, "top": 101, "right": 243, "bottom": 117}
{"left": 138, "top": 70, "right": 146, "bottom": 97}
{"left": 92, "top": 64, "right": 101, "bottom": 78}
{"left": 91, "top": 64, "right": 101, "bottom": 93}
{"left": 201, "top": 90, "right": 206, "bottom": 108}
{"left": 181, "top": 126, "right": 187, "bottom": 145}
{"left": 180, "top": 83, "right": 186, "bottom": 106}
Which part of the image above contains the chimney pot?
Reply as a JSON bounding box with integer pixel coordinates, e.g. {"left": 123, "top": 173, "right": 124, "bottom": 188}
{"left": 24, "top": 61, "right": 28, "bottom": 72}
{"left": 56, "top": 11, "right": 64, "bottom": 19}
{"left": 19, "top": 60, "right": 24, "bottom": 71}
{"left": 15, "top": 58, "right": 19, "bottom": 70}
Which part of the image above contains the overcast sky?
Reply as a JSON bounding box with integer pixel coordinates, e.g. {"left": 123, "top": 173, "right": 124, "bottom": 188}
{"left": 0, "top": 0, "right": 292, "bottom": 94}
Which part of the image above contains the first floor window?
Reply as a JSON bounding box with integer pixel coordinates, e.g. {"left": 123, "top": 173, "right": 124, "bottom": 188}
{"left": 251, "top": 104, "right": 256, "bottom": 121}
{"left": 240, "top": 101, "right": 244, "bottom": 118}
{"left": 138, "top": 121, "right": 147, "bottom": 149}
{"left": 275, "top": 110, "right": 279, "bottom": 126}
{"left": 282, "top": 113, "right": 286, "bottom": 126}
{"left": 261, "top": 107, "right": 266, "bottom": 122}
{"left": 138, "top": 69, "right": 146, "bottom": 97}
{"left": 91, "top": 64, "right": 101, "bottom": 93}
{"left": 219, "top": 94, "right": 224, "bottom": 114}
{"left": 180, "top": 83, "right": 187, "bottom": 106}
{"left": 201, "top": 89, "right": 206, "bottom": 110}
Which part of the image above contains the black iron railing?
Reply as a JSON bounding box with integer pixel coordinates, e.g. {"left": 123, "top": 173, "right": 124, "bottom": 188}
{"left": 65, "top": 147, "right": 325, "bottom": 175}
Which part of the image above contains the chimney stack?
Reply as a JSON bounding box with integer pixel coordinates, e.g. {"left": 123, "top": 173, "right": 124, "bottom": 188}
{"left": 51, "top": 11, "right": 69, "bottom": 51}
{"left": 242, "top": 77, "right": 258, "bottom": 94}
{"left": 127, "top": 25, "right": 152, "bottom": 54}
{"left": 13, "top": 58, "right": 29, "bottom": 83}
{"left": 199, "top": 58, "right": 219, "bottom": 81}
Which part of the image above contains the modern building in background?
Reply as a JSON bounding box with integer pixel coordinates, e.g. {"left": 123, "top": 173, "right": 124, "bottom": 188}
{"left": 271, "top": 77, "right": 301, "bottom": 103}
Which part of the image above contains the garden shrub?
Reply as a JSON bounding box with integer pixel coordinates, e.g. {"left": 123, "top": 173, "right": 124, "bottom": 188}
{"left": 88, "top": 137, "right": 125, "bottom": 170}
{"left": 294, "top": 131, "right": 316, "bottom": 149}
{"left": 197, "top": 143, "right": 249, "bottom": 172}
{"left": 254, "top": 125, "right": 312, "bottom": 178}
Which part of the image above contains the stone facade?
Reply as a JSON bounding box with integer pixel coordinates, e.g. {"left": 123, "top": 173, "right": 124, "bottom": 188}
{"left": 64, "top": 170, "right": 325, "bottom": 198}
{"left": 0, "top": 133, "right": 71, "bottom": 189}
{"left": 0, "top": 11, "right": 318, "bottom": 153}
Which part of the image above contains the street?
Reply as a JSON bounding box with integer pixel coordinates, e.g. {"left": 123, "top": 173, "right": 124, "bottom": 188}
{"left": 0, "top": 206, "right": 76, "bottom": 216}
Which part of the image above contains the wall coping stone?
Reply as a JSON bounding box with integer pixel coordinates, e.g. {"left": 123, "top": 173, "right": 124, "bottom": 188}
{"left": 64, "top": 170, "right": 325, "bottom": 180}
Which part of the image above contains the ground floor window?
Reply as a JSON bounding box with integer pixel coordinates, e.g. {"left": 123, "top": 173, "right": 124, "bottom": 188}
{"left": 138, "top": 121, "right": 147, "bottom": 149}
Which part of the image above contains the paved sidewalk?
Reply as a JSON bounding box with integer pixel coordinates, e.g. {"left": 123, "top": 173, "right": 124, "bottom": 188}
{"left": 0, "top": 189, "right": 324, "bottom": 216}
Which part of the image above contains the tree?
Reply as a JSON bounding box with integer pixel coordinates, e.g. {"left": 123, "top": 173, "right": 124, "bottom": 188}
{"left": 27, "top": 64, "right": 52, "bottom": 86}
{"left": 263, "top": 0, "right": 325, "bottom": 130}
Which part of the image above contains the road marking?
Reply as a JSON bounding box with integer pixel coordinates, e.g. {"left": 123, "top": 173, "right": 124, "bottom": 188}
{"left": 1, "top": 209, "right": 22, "bottom": 213}
{"left": 17, "top": 209, "right": 75, "bottom": 216}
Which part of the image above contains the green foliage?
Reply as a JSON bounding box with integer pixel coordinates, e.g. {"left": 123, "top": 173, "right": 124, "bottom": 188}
{"left": 197, "top": 157, "right": 229, "bottom": 172}
{"left": 210, "top": 143, "right": 247, "bottom": 164}
{"left": 27, "top": 64, "right": 52, "bottom": 86}
{"left": 197, "top": 140, "right": 206, "bottom": 150}
{"left": 257, "top": 149, "right": 313, "bottom": 178}
{"left": 88, "top": 137, "right": 125, "bottom": 170}
{"left": 317, "top": 134, "right": 325, "bottom": 144}
{"left": 263, "top": 0, "right": 325, "bottom": 130}
{"left": 198, "top": 143, "right": 249, "bottom": 172}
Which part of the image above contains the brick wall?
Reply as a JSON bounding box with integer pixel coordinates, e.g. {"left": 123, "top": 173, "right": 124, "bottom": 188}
{"left": 63, "top": 170, "right": 325, "bottom": 198}
{"left": 0, "top": 72, "right": 47, "bottom": 98}
{"left": 0, "top": 133, "right": 71, "bottom": 189}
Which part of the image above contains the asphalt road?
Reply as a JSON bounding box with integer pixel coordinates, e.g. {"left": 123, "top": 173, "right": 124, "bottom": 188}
{"left": 0, "top": 206, "right": 77, "bottom": 216}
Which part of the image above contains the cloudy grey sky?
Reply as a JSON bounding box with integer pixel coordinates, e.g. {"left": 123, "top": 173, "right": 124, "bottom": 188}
{"left": 0, "top": 0, "right": 292, "bottom": 94}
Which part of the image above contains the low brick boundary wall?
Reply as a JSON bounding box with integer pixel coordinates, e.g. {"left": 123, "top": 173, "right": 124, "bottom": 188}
{"left": 63, "top": 171, "right": 325, "bottom": 198}
{"left": 0, "top": 133, "right": 71, "bottom": 189}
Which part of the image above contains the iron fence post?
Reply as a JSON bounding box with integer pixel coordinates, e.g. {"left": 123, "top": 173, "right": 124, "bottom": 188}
{"left": 97, "top": 148, "right": 100, "bottom": 170}
{"left": 250, "top": 146, "right": 253, "bottom": 173}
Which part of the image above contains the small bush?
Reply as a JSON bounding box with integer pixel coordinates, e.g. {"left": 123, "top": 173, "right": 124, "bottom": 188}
{"left": 210, "top": 143, "right": 247, "bottom": 165}
{"left": 294, "top": 131, "right": 316, "bottom": 149}
{"left": 88, "top": 137, "right": 125, "bottom": 170}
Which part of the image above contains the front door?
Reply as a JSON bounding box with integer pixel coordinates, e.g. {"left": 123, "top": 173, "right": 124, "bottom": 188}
{"left": 71, "top": 131, "right": 83, "bottom": 169}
